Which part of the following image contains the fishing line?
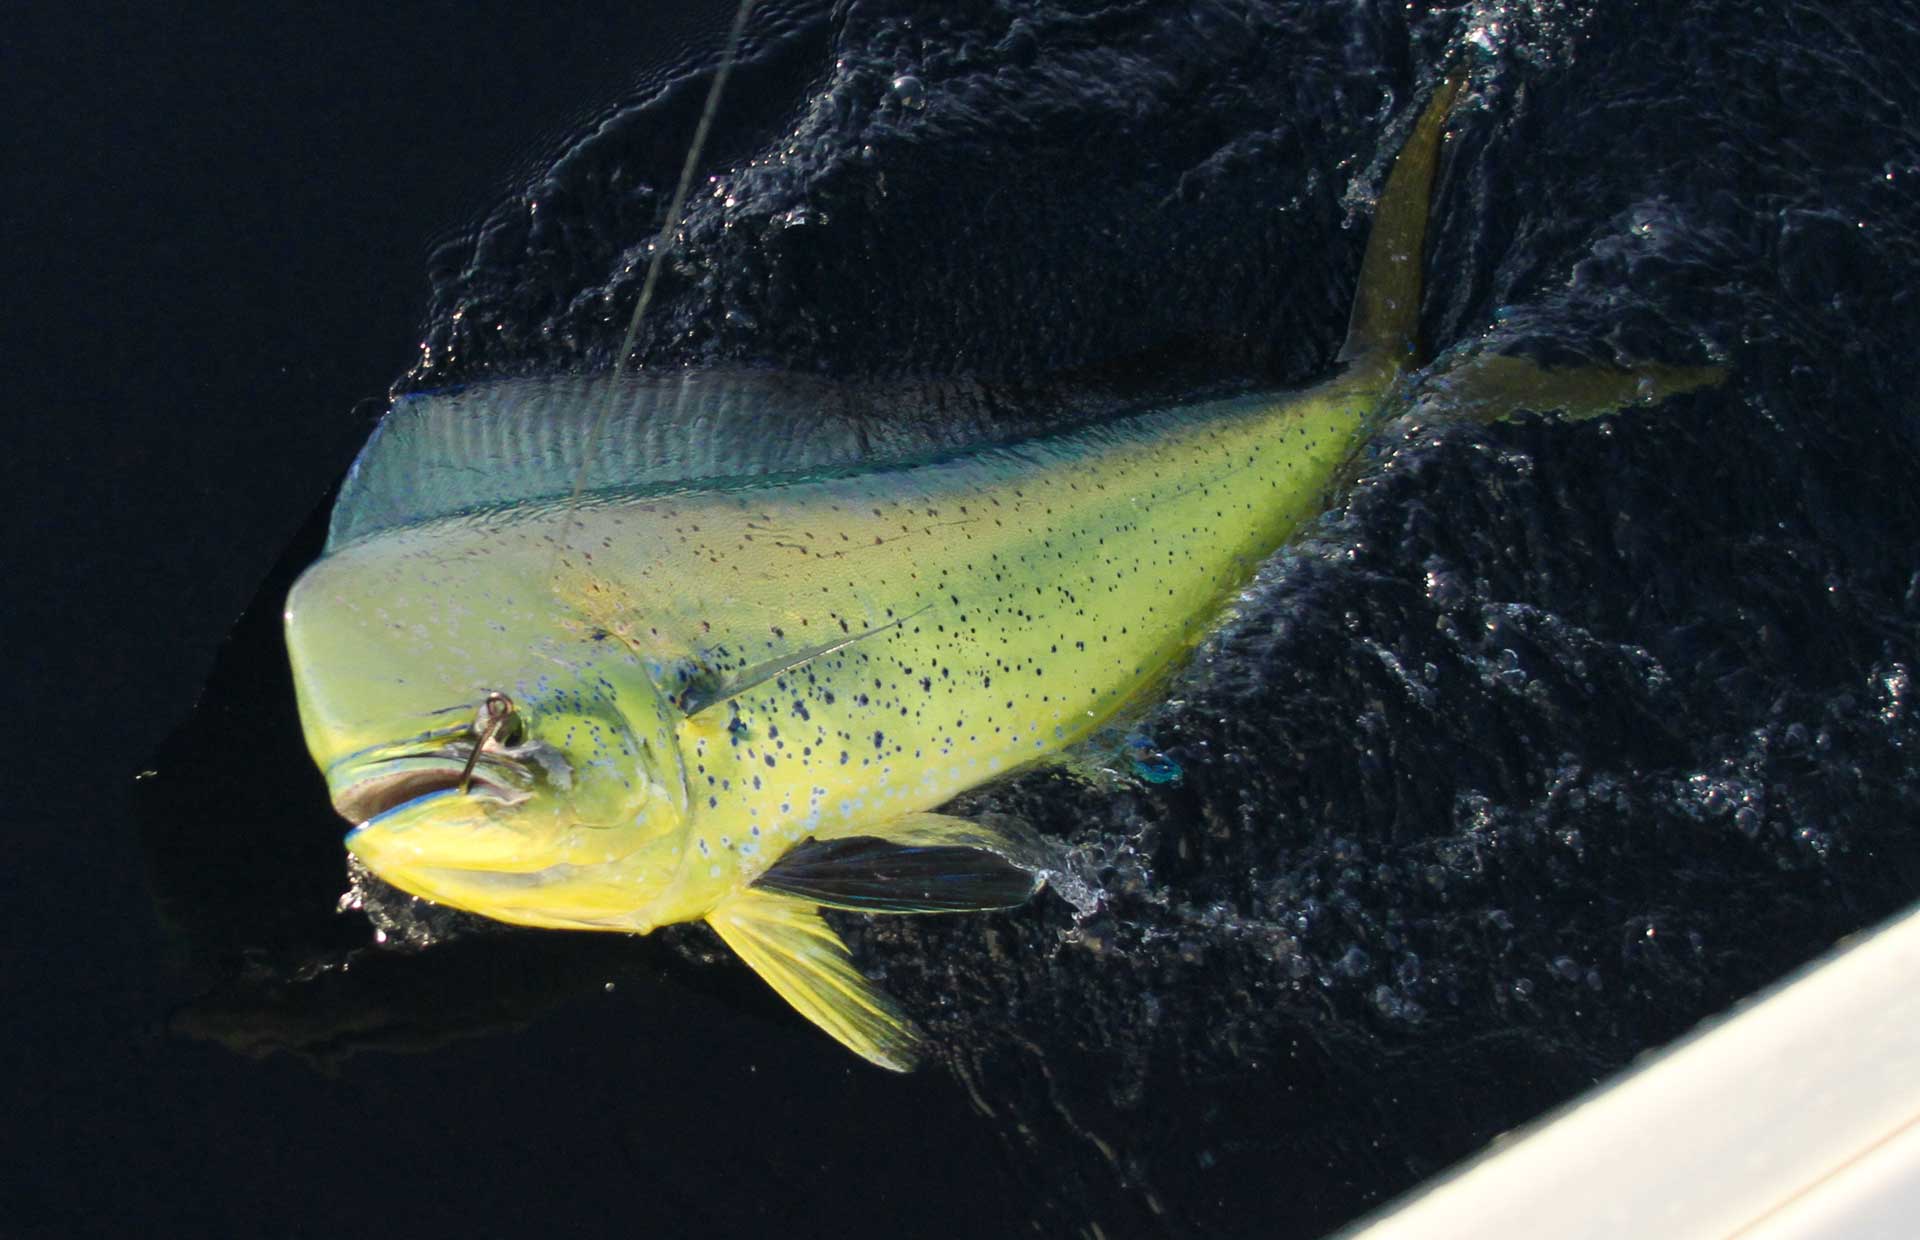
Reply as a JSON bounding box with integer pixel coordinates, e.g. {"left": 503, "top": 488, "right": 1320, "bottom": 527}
{"left": 550, "top": 0, "right": 759, "bottom": 583}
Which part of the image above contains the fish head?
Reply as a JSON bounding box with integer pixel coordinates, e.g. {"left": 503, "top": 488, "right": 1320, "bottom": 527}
{"left": 284, "top": 542, "right": 688, "bottom": 926}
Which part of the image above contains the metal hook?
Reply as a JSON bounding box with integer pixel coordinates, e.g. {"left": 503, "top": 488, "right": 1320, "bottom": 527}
{"left": 457, "top": 692, "right": 516, "bottom": 794}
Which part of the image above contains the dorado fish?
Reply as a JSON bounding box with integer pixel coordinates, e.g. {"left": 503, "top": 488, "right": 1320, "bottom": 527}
{"left": 284, "top": 71, "right": 1715, "bottom": 1069}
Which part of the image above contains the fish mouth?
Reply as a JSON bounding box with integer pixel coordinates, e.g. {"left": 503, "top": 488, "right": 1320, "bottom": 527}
{"left": 331, "top": 750, "right": 534, "bottom": 826}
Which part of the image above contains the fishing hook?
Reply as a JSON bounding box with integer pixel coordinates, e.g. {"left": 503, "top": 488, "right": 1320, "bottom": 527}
{"left": 458, "top": 692, "right": 518, "bottom": 794}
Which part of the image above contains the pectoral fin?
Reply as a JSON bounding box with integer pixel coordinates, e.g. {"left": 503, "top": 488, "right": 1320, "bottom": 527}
{"left": 1416, "top": 350, "right": 1725, "bottom": 423}
{"left": 679, "top": 606, "right": 932, "bottom": 717}
{"left": 706, "top": 889, "right": 923, "bottom": 1071}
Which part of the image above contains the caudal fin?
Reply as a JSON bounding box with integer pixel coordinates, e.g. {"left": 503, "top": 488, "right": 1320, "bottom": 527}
{"left": 1338, "top": 69, "right": 1468, "bottom": 366}
{"left": 1349, "top": 68, "right": 1726, "bottom": 421}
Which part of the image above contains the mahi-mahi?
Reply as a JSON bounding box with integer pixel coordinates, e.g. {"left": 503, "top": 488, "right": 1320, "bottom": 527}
{"left": 285, "top": 71, "right": 1715, "bottom": 1068}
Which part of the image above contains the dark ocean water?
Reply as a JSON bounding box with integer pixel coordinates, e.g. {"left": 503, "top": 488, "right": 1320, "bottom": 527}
{"left": 13, "top": 2, "right": 1920, "bottom": 1237}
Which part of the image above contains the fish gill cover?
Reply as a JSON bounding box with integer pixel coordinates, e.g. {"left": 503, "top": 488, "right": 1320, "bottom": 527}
{"left": 142, "top": 0, "right": 1920, "bottom": 1236}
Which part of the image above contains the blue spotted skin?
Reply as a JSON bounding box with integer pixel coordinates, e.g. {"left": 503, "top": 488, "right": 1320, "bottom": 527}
{"left": 619, "top": 363, "right": 1394, "bottom": 914}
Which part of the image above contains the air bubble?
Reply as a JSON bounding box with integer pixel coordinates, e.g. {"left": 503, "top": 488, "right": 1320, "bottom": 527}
{"left": 1878, "top": 663, "right": 1910, "bottom": 721}
{"left": 889, "top": 75, "right": 926, "bottom": 110}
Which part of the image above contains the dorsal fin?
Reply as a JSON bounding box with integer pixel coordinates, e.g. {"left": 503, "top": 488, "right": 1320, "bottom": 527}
{"left": 328, "top": 352, "right": 1301, "bottom": 556}
{"left": 326, "top": 370, "right": 875, "bottom": 550}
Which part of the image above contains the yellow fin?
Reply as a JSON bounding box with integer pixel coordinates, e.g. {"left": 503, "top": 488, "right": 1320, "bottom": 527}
{"left": 707, "top": 888, "right": 923, "bottom": 1071}
{"left": 1417, "top": 350, "right": 1726, "bottom": 423}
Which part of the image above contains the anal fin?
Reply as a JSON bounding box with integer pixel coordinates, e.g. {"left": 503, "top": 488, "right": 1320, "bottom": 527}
{"left": 755, "top": 837, "right": 1036, "bottom": 914}
{"left": 757, "top": 812, "right": 1045, "bottom": 914}
{"left": 707, "top": 889, "right": 923, "bottom": 1071}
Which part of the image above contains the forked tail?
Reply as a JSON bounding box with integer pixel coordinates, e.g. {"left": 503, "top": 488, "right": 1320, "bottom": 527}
{"left": 1348, "top": 68, "right": 1726, "bottom": 417}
